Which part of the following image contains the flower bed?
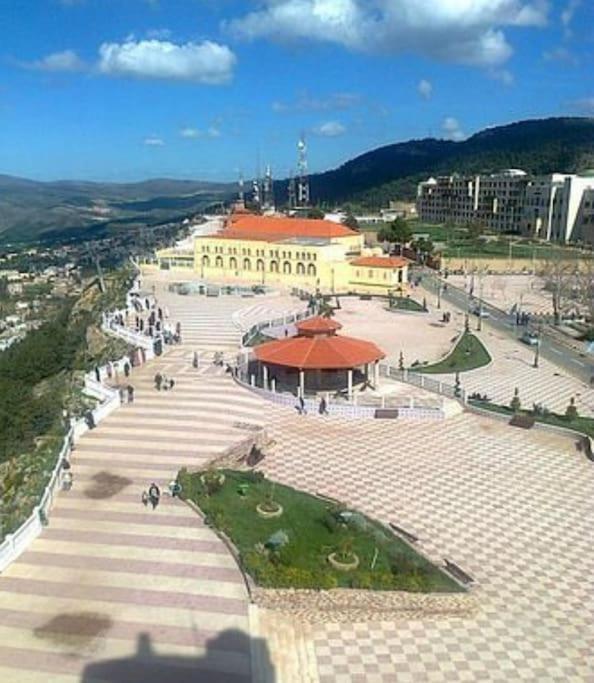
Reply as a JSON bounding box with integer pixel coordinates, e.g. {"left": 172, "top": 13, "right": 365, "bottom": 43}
{"left": 178, "top": 468, "right": 463, "bottom": 593}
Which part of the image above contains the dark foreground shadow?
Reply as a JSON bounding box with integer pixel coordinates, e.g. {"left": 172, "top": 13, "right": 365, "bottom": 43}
{"left": 81, "top": 630, "right": 274, "bottom": 683}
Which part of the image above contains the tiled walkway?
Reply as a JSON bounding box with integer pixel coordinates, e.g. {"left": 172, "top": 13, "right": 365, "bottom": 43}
{"left": 0, "top": 355, "right": 270, "bottom": 682}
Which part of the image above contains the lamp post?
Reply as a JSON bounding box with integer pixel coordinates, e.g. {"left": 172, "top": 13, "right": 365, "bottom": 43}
{"left": 437, "top": 282, "right": 442, "bottom": 309}
{"left": 477, "top": 272, "right": 484, "bottom": 332}
{"left": 533, "top": 338, "right": 541, "bottom": 368}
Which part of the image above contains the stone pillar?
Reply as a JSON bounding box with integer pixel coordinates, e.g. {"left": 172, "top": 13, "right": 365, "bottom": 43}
{"left": 299, "top": 369, "right": 305, "bottom": 398}
{"left": 263, "top": 365, "right": 269, "bottom": 390}
{"left": 347, "top": 369, "right": 353, "bottom": 400}
{"left": 374, "top": 360, "right": 380, "bottom": 387}
{"left": 271, "top": 378, "right": 276, "bottom": 393}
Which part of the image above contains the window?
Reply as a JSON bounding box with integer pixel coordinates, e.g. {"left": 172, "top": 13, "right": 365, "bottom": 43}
{"left": 215, "top": 255, "right": 223, "bottom": 268}
{"left": 283, "top": 261, "right": 292, "bottom": 275}
{"left": 296, "top": 262, "right": 305, "bottom": 275}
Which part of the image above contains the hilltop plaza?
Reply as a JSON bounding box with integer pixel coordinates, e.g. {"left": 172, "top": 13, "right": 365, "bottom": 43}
{"left": 0, "top": 214, "right": 593, "bottom": 683}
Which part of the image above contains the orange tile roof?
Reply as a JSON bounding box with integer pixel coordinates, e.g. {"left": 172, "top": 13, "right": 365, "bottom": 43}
{"left": 254, "top": 334, "right": 385, "bottom": 370}
{"left": 349, "top": 256, "right": 409, "bottom": 269}
{"left": 226, "top": 214, "right": 357, "bottom": 240}
{"left": 296, "top": 316, "right": 342, "bottom": 336}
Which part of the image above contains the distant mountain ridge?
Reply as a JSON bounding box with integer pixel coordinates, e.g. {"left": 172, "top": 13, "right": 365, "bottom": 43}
{"left": 297, "top": 117, "right": 594, "bottom": 207}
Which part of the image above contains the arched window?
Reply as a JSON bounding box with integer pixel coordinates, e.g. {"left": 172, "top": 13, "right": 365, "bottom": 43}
{"left": 283, "top": 261, "right": 292, "bottom": 275}
{"left": 296, "top": 262, "right": 305, "bottom": 275}
{"left": 307, "top": 263, "right": 317, "bottom": 277}
{"left": 256, "top": 259, "right": 265, "bottom": 272}
{"left": 230, "top": 256, "right": 237, "bottom": 270}
{"left": 215, "top": 255, "right": 223, "bottom": 268}
{"left": 243, "top": 258, "right": 251, "bottom": 271}
{"left": 202, "top": 255, "right": 210, "bottom": 268}
{"left": 270, "top": 260, "right": 279, "bottom": 273}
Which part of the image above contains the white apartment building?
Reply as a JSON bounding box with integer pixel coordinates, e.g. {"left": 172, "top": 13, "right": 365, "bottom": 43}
{"left": 417, "top": 170, "right": 529, "bottom": 233}
{"left": 522, "top": 172, "right": 594, "bottom": 243}
{"left": 418, "top": 169, "right": 594, "bottom": 244}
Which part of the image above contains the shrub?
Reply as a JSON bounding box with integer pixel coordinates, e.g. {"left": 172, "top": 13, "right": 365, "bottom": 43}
{"left": 510, "top": 387, "right": 521, "bottom": 414}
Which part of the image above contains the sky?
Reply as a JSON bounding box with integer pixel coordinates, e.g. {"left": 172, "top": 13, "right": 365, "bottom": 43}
{"left": 0, "top": 0, "right": 593, "bottom": 183}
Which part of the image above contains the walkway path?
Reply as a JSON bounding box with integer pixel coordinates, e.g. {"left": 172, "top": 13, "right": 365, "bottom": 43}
{"left": 0, "top": 353, "right": 270, "bottom": 682}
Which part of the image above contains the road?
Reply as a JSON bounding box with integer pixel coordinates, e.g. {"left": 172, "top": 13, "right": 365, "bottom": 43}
{"left": 419, "top": 267, "right": 594, "bottom": 386}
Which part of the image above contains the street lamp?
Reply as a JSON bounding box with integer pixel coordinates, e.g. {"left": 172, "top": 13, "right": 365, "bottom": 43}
{"left": 437, "top": 283, "right": 442, "bottom": 309}
{"left": 533, "top": 338, "right": 541, "bottom": 368}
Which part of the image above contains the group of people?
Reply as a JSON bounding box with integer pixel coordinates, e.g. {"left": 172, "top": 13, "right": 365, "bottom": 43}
{"left": 118, "top": 384, "right": 135, "bottom": 404}
{"left": 141, "top": 480, "right": 182, "bottom": 509}
{"left": 154, "top": 372, "right": 175, "bottom": 391}
{"left": 295, "top": 396, "right": 329, "bottom": 415}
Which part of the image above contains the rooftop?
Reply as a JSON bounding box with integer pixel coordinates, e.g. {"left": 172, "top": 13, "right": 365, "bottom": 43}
{"left": 350, "top": 256, "right": 409, "bottom": 269}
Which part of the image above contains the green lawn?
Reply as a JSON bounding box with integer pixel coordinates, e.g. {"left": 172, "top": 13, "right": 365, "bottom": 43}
{"left": 415, "top": 331, "right": 491, "bottom": 374}
{"left": 178, "top": 469, "right": 462, "bottom": 593}
{"left": 469, "top": 400, "right": 594, "bottom": 440}
{"left": 389, "top": 296, "right": 426, "bottom": 312}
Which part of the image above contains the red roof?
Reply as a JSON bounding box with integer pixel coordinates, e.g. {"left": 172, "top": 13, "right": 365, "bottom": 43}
{"left": 254, "top": 334, "right": 385, "bottom": 370}
{"left": 296, "top": 316, "right": 342, "bottom": 336}
{"left": 224, "top": 214, "right": 357, "bottom": 240}
{"left": 350, "top": 256, "right": 409, "bottom": 269}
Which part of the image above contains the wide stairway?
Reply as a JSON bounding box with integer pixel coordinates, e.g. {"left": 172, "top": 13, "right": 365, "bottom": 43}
{"left": 0, "top": 354, "right": 269, "bottom": 683}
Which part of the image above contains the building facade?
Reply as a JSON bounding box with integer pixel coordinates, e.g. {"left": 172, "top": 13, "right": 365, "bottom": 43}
{"left": 418, "top": 169, "right": 594, "bottom": 245}
{"left": 417, "top": 170, "right": 529, "bottom": 233}
{"left": 153, "top": 211, "right": 409, "bottom": 294}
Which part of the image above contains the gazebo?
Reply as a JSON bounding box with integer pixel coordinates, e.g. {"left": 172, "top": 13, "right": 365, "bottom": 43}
{"left": 252, "top": 316, "right": 385, "bottom": 398}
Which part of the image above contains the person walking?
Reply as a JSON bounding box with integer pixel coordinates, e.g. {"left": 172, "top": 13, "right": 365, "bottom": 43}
{"left": 124, "top": 362, "right": 131, "bottom": 378}
{"left": 318, "top": 397, "right": 328, "bottom": 415}
{"left": 148, "top": 482, "right": 160, "bottom": 509}
{"left": 192, "top": 352, "right": 199, "bottom": 369}
{"left": 94, "top": 366, "right": 101, "bottom": 382}
{"left": 154, "top": 372, "right": 163, "bottom": 391}
{"left": 141, "top": 490, "right": 149, "bottom": 507}
{"left": 119, "top": 386, "right": 126, "bottom": 404}
{"left": 169, "top": 378, "right": 175, "bottom": 390}
{"left": 127, "top": 385, "right": 134, "bottom": 403}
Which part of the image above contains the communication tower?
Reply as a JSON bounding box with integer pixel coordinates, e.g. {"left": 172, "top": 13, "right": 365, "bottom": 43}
{"left": 297, "top": 135, "right": 310, "bottom": 207}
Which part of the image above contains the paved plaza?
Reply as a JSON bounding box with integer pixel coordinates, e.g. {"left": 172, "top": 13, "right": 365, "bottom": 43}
{"left": 1, "top": 272, "right": 593, "bottom": 682}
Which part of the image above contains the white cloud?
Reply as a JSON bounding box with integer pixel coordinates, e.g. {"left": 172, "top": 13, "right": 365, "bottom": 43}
{"left": 313, "top": 120, "right": 347, "bottom": 137}
{"left": 489, "top": 67, "right": 515, "bottom": 85}
{"left": 24, "top": 49, "right": 86, "bottom": 72}
{"left": 179, "top": 125, "right": 222, "bottom": 139}
{"left": 144, "top": 136, "right": 165, "bottom": 146}
{"left": 227, "top": 0, "right": 550, "bottom": 67}
{"left": 543, "top": 46, "right": 579, "bottom": 65}
{"left": 417, "top": 79, "right": 433, "bottom": 100}
{"left": 561, "top": 0, "right": 581, "bottom": 27}
{"left": 273, "top": 91, "right": 360, "bottom": 112}
{"left": 98, "top": 38, "right": 236, "bottom": 84}
{"left": 441, "top": 117, "right": 465, "bottom": 141}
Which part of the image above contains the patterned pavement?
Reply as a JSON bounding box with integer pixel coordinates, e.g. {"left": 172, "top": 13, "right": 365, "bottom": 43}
{"left": 0, "top": 351, "right": 272, "bottom": 682}
{"left": 259, "top": 409, "right": 594, "bottom": 682}
{"left": 2, "top": 272, "right": 594, "bottom": 682}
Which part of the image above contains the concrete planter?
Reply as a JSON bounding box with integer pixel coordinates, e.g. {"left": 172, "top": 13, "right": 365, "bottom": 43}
{"left": 256, "top": 502, "right": 283, "bottom": 519}
{"left": 328, "top": 552, "right": 360, "bottom": 571}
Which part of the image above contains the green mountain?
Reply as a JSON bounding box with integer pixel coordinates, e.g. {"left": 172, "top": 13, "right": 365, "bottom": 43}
{"left": 0, "top": 177, "right": 233, "bottom": 244}
{"left": 299, "top": 117, "right": 594, "bottom": 208}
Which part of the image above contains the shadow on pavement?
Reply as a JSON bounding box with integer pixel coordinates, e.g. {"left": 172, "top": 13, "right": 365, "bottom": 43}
{"left": 80, "top": 629, "right": 274, "bottom": 683}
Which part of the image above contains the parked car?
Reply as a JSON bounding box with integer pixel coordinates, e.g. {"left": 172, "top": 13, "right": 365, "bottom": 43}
{"left": 520, "top": 331, "right": 539, "bottom": 346}
{"left": 470, "top": 305, "right": 490, "bottom": 318}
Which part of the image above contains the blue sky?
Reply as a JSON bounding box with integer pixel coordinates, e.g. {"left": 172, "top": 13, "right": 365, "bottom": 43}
{"left": 0, "top": 0, "right": 592, "bottom": 182}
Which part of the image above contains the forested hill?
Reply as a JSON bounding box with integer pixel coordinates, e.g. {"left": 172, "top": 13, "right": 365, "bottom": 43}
{"left": 297, "top": 117, "right": 594, "bottom": 208}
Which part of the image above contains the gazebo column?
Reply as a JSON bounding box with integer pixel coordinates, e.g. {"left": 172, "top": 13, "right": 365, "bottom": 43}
{"left": 263, "top": 364, "right": 269, "bottom": 390}
{"left": 374, "top": 360, "right": 380, "bottom": 387}
{"left": 347, "top": 368, "right": 353, "bottom": 400}
{"left": 299, "top": 369, "right": 305, "bottom": 398}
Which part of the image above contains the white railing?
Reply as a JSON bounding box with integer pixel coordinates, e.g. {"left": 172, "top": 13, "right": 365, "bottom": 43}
{"left": 0, "top": 275, "right": 148, "bottom": 573}
{"left": 238, "top": 306, "right": 318, "bottom": 347}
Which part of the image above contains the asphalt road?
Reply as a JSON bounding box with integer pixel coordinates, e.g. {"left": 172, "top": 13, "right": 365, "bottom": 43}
{"left": 418, "top": 268, "right": 594, "bottom": 386}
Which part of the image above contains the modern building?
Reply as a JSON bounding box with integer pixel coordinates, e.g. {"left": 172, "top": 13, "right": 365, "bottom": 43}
{"left": 417, "top": 169, "right": 594, "bottom": 245}
{"left": 522, "top": 172, "right": 594, "bottom": 243}
{"left": 153, "top": 208, "right": 410, "bottom": 295}
{"left": 417, "top": 170, "right": 529, "bottom": 233}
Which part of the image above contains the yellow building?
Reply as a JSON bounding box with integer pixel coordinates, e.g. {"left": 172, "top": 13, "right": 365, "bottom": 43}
{"left": 154, "top": 211, "right": 409, "bottom": 294}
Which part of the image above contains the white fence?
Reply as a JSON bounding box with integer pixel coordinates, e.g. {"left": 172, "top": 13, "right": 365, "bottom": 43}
{"left": 0, "top": 276, "right": 147, "bottom": 573}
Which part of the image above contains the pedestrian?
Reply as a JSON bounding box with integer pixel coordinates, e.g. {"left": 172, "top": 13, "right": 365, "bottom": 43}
{"left": 192, "top": 352, "right": 199, "bottom": 369}
{"left": 124, "top": 362, "right": 131, "bottom": 378}
{"left": 148, "top": 482, "right": 160, "bottom": 509}
{"left": 158, "top": 307, "right": 163, "bottom": 321}
{"left": 141, "top": 490, "right": 149, "bottom": 507}
{"left": 169, "top": 378, "right": 175, "bottom": 390}
{"left": 94, "top": 366, "right": 101, "bottom": 382}
{"left": 127, "top": 385, "right": 134, "bottom": 403}
{"left": 319, "top": 397, "right": 328, "bottom": 415}
{"left": 154, "top": 372, "right": 163, "bottom": 391}
{"left": 168, "top": 480, "right": 182, "bottom": 498}
{"left": 119, "top": 387, "right": 126, "bottom": 404}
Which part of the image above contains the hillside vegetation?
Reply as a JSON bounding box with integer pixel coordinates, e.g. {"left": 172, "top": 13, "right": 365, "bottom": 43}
{"left": 289, "top": 117, "right": 594, "bottom": 208}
